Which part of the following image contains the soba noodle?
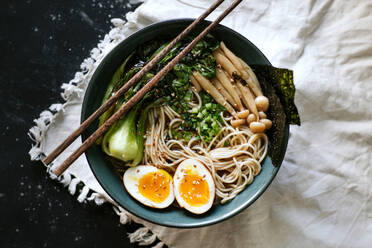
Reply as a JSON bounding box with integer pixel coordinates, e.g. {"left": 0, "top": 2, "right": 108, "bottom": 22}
{"left": 143, "top": 89, "right": 268, "bottom": 203}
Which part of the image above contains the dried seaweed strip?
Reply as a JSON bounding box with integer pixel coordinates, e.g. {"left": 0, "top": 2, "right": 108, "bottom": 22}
{"left": 251, "top": 65, "right": 293, "bottom": 166}
{"left": 252, "top": 65, "right": 300, "bottom": 125}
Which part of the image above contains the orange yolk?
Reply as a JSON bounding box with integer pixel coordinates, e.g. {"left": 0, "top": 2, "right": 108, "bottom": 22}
{"left": 179, "top": 174, "right": 209, "bottom": 207}
{"left": 138, "top": 171, "right": 170, "bottom": 203}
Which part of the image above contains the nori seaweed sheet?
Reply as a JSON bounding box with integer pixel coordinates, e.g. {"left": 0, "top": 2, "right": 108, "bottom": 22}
{"left": 252, "top": 65, "right": 300, "bottom": 125}
{"left": 251, "top": 65, "right": 300, "bottom": 166}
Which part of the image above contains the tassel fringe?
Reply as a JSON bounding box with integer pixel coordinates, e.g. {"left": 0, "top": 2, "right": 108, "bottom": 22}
{"left": 128, "top": 227, "right": 157, "bottom": 246}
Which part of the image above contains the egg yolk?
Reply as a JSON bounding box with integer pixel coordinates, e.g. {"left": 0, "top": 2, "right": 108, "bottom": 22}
{"left": 179, "top": 174, "right": 209, "bottom": 207}
{"left": 138, "top": 171, "right": 171, "bottom": 203}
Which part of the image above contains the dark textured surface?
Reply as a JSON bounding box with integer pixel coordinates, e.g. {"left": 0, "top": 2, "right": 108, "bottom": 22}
{"left": 0, "top": 1, "right": 162, "bottom": 247}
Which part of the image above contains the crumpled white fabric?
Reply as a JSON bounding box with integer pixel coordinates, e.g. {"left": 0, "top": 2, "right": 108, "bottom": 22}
{"left": 31, "top": 0, "right": 372, "bottom": 247}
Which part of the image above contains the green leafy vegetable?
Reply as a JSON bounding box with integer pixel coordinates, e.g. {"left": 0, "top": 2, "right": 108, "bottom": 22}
{"left": 160, "top": 42, "right": 182, "bottom": 64}
{"left": 149, "top": 42, "right": 169, "bottom": 60}
{"left": 96, "top": 52, "right": 134, "bottom": 144}
{"left": 101, "top": 104, "right": 141, "bottom": 166}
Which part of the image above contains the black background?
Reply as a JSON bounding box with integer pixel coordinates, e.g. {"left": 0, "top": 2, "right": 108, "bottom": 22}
{"left": 0, "top": 1, "right": 164, "bottom": 247}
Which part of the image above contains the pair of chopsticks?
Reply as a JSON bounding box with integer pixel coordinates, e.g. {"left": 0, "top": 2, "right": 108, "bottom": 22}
{"left": 44, "top": 0, "right": 243, "bottom": 177}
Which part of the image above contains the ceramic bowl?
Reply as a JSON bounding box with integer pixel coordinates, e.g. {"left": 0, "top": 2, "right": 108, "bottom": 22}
{"left": 81, "top": 19, "right": 289, "bottom": 228}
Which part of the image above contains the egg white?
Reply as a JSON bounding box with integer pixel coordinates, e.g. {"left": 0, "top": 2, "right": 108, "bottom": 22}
{"left": 123, "top": 165, "right": 174, "bottom": 209}
{"left": 173, "top": 159, "right": 215, "bottom": 214}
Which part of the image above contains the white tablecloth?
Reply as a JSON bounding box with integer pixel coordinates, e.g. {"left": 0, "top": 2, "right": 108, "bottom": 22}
{"left": 29, "top": 0, "right": 372, "bottom": 247}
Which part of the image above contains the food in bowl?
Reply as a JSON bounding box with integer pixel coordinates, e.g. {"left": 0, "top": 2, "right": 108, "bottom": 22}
{"left": 81, "top": 19, "right": 302, "bottom": 227}
{"left": 94, "top": 33, "right": 298, "bottom": 215}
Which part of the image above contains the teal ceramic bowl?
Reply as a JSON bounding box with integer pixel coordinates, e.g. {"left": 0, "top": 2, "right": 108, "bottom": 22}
{"left": 82, "top": 19, "right": 289, "bottom": 228}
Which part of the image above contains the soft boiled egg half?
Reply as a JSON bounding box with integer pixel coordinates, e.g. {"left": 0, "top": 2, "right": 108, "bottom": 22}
{"left": 173, "top": 159, "right": 215, "bottom": 214}
{"left": 123, "top": 165, "right": 174, "bottom": 209}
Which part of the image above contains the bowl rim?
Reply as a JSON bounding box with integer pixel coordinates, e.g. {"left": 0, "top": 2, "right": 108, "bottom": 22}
{"left": 81, "top": 18, "right": 288, "bottom": 228}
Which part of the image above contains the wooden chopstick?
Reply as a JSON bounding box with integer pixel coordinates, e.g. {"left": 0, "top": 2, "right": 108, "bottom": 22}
{"left": 42, "top": 0, "right": 225, "bottom": 166}
{"left": 52, "top": 0, "right": 243, "bottom": 177}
